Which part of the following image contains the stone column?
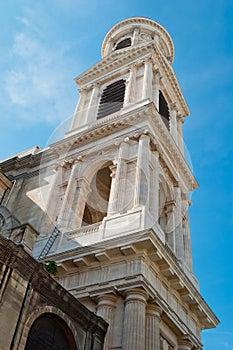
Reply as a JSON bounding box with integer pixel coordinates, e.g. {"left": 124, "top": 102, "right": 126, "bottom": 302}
{"left": 108, "top": 139, "right": 129, "bottom": 215}
{"left": 142, "top": 59, "right": 153, "bottom": 100}
{"left": 174, "top": 186, "right": 185, "bottom": 261}
{"left": 177, "top": 116, "right": 184, "bottom": 154}
{"left": 96, "top": 294, "right": 117, "bottom": 350}
{"left": 86, "top": 83, "right": 100, "bottom": 123}
{"left": 132, "top": 26, "right": 140, "bottom": 45}
{"left": 72, "top": 178, "right": 91, "bottom": 228}
{"left": 122, "top": 288, "right": 148, "bottom": 350}
{"left": 41, "top": 163, "right": 64, "bottom": 233}
{"left": 165, "top": 200, "right": 176, "bottom": 252}
{"left": 182, "top": 206, "right": 193, "bottom": 270}
{"left": 170, "top": 103, "right": 178, "bottom": 144}
{"left": 70, "top": 88, "right": 88, "bottom": 130}
{"left": 57, "top": 160, "right": 80, "bottom": 229}
{"left": 124, "top": 65, "right": 137, "bottom": 106}
{"left": 134, "top": 134, "right": 150, "bottom": 207}
{"left": 153, "top": 70, "right": 160, "bottom": 110}
{"left": 145, "top": 304, "right": 162, "bottom": 350}
{"left": 178, "top": 339, "right": 193, "bottom": 350}
{"left": 150, "top": 151, "right": 160, "bottom": 222}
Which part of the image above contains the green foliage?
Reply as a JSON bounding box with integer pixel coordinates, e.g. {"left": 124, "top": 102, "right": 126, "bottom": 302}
{"left": 45, "top": 260, "right": 57, "bottom": 276}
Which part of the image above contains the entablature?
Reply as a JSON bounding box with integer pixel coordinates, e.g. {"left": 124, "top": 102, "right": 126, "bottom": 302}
{"left": 47, "top": 229, "right": 218, "bottom": 332}
{"left": 75, "top": 41, "right": 189, "bottom": 117}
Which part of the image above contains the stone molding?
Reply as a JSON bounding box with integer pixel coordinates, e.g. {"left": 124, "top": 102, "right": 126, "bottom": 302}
{"left": 49, "top": 229, "right": 218, "bottom": 331}
{"left": 101, "top": 17, "right": 174, "bottom": 62}
{"left": 74, "top": 41, "right": 188, "bottom": 116}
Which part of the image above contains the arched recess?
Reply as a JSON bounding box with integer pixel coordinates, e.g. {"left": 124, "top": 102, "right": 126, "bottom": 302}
{"left": 19, "top": 306, "right": 80, "bottom": 350}
{"left": 24, "top": 312, "right": 77, "bottom": 350}
{"left": 82, "top": 161, "right": 113, "bottom": 226}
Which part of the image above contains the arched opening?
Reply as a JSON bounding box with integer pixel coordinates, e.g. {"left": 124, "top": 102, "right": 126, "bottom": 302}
{"left": 159, "top": 91, "right": 170, "bottom": 130}
{"left": 25, "top": 313, "right": 77, "bottom": 350}
{"left": 97, "top": 79, "right": 126, "bottom": 119}
{"left": 115, "top": 37, "right": 131, "bottom": 50}
{"left": 82, "top": 163, "right": 112, "bottom": 226}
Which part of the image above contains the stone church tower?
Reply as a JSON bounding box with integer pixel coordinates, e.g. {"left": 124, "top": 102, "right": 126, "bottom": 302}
{"left": 0, "top": 17, "right": 218, "bottom": 350}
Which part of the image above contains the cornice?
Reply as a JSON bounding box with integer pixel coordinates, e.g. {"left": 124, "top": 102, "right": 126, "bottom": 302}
{"left": 45, "top": 102, "right": 197, "bottom": 190}
{"left": 46, "top": 229, "right": 219, "bottom": 330}
{"left": 101, "top": 17, "right": 174, "bottom": 62}
{"left": 75, "top": 41, "right": 189, "bottom": 117}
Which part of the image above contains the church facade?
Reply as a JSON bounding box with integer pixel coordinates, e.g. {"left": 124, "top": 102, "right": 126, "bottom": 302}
{"left": 0, "top": 17, "right": 218, "bottom": 349}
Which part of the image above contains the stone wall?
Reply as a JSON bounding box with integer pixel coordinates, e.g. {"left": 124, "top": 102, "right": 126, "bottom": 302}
{"left": 0, "top": 235, "right": 107, "bottom": 350}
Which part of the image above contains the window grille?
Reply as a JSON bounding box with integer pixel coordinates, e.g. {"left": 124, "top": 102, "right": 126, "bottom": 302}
{"left": 97, "top": 79, "right": 126, "bottom": 119}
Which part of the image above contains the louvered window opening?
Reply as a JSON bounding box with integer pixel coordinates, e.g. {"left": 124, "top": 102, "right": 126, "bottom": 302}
{"left": 115, "top": 38, "right": 131, "bottom": 50}
{"left": 97, "top": 79, "right": 126, "bottom": 119}
{"left": 159, "top": 91, "right": 170, "bottom": 130}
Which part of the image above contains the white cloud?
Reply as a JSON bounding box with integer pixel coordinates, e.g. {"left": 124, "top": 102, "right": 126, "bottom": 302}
{"left": 4, "top": 7, "right": 79, "bottom": 125}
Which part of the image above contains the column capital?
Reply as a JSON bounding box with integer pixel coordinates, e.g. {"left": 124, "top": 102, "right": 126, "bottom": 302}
{"left": 177, "top": 115, "right": 184, "bottom": 124}
{"left": 153, "top": 68, "right": 161, "bottom": 79}
{"left": 97, "top": 293, "right": 117, "bottom": 308}
{"left": 143, "top": 56, "right": 153, "bottom": 64}
{"left": 171, "top": 102, "right": 178, "bottom": 112}
{"left": 178, "top": 338, "right": 193, "bottom": 350}
{"left": 146, "top": 303, "right": 162, "bottom": 319}
{"left": 165, "top": 200, "right": 176, "bottom": 214}
{"left": 124, "top": 288, "right": 149, "bottom": 304}
{"left": 78, "top": 86, "right": 88, "bottom": 94}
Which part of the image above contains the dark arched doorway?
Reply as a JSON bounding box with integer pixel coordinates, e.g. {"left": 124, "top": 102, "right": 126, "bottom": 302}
{"left": 25, "top": 313, "right": 77, "bottom": 350}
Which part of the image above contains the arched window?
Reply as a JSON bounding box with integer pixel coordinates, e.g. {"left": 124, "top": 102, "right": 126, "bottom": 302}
{"left": 97, "top": 79, "right": 126, "bottom": 119}
{"left": 159, "top": 91, "right": 170, "bottom": 130}
{"left": 115, "top": 38, "right": 131, "bottom": 50}
{"left": 82, "top": 164, "right": 112, "bottom": 226}
{"left": 25, "top": 313, "right": 77, "bottom": 350}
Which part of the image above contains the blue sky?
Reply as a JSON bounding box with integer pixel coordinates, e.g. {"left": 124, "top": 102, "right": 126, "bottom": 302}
{"left": 0, "top": 1, "right": 232, "bottom": 348}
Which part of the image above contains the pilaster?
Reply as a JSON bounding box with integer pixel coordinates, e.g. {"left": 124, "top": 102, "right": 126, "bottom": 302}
{"left": 170, "top": 103, "right": 178, "bottom": 144}
{"left": 57, "top": 159, "right": 80, "bottom": 229}
{"left": 108, "top": 139, "right": 129, "bottom": 215}
{"left": 142, "top": 59, "right": 153, "bottom": 100}
{"left": 177, "top": 116, "right": 184, "bottom": 154}
{"left": 150, "top": 150, "right": 160, "bottom": 222}
{"left": 86, "top": 83, "right": 100, "bottom": 123}
{"left": 165, "top": 200, "right": 176, "bottom": 252}
{"left": 70, "top": 88, "right": 88, "bottom": 130}
{"left": 134, "top": 134, "right": 150, "bottom": 207}
{"left": 174, "top": 186, "right": 185, "bottom": 262}
{"left": 153, "top": 70, "right": 160, "bottom": 110}
{"left": 124, "top": 65, "right": 137, "bottom": 106}
{"left": 71, "top": 177, "right": 91, "bottom": 228}
{"left": 42, "top": 164, "right": 64, "bottom": 233}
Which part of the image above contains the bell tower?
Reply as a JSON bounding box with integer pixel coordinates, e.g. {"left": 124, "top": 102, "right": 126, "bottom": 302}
{"left": 37, "top": 17, "right": 218, "bottom": 350}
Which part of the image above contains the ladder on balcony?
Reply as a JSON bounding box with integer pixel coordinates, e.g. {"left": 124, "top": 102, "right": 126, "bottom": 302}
{"left": 38, "top": 226, "right": 60, "bottom": 260}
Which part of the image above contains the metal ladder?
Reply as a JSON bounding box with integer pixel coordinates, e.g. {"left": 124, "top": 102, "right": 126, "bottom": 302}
{"left": 38, "top": 226, "right": 60, "bottom": 260}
